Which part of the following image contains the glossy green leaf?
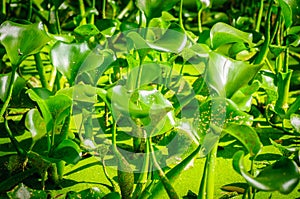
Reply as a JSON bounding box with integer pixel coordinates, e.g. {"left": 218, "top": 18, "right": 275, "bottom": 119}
{"left": 198, "top": 98, "right": 253, "bottom": 157}
{"left": 233, "top": 151, "right": 300, "bottom": 194}
{"left": 224, "top": 124, "right": 262, "bottom": 157}
{"left": 74, "top": 24, "right": 100, "bottom": 39}
{"left": 126, "top": 24, "right": 187, "bottom": 53}
{"left": 45, "top": 94, "right": 72, "bottom": 125}
{"left": 27, "top": 88, "right": 53, "bottom": 132}
{"left": 52, "top": 139, "right": 81, "bottom": 164}
{"left": 50, "top": 41, "right": 91, "bottom": 85}
{"left": 210, "top": 22, "right": 254, "bottom": 49}
{"left": 230, "top": 80, "right": 261, "bottom": 111}
{"left": 0, "top": 73, "right": 25, "bottom": 102}
{"left": 136, "top": 0, "right": 180, "bottom": 20}
{"left": 278, "top": 0, "right": 300, "bottom": 28}
{"left": 0, "top": 21, "right": 51, "bottom": 66}
{"left": 205, "top": 52, "right": 262, "bottom": 98}
{"left": 25, "top": 109, "right": 47, "bottom": 143}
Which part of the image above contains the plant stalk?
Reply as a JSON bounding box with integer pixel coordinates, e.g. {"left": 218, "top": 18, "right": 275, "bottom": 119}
{"left": 102, "top": 0, "right": 106, "bottom": 19}
{"left": 198, "top": 9, "right": 203, "bottom": 33}
{"left": 255, "top": 0, "right": 264, "bottom": 32}
{"left": 0, "top": 66, "right": 17, "bottom": 118}
{"left": 254, "top": 0, "right": 273, "bottom": 65}
{"left": 79, "top": 0, "right": 87, "bottom": 25}
{"left": 34, "top": 53, "right": 49, "bottom": 89}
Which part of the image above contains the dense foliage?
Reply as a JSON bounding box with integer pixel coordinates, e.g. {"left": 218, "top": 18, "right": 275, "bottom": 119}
{"left": 0, "top": 0, "right": 300, "bottom": 198}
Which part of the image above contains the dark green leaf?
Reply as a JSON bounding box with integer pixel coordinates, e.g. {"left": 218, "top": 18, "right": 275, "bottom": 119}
{"left": 0, "top": 21, "right": 51, "bottom": 66}
{"left": 52, "top": 139, "right": 81, "bottom": 164}
{"left": 0, "top": 73, "right": 25, "bottom": 102}
{"left": 233, "top": 151, "right": 300, "bottom": 194}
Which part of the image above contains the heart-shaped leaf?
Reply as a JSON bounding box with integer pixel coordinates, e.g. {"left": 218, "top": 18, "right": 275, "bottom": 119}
{"left": 0, "top": 21, "right": 51, "bottom": 66}
{"left": 210, "top": 22, "right": 254, "bottom": 49}
{"left": 51, "top": 139, "right": 81, "bottom": 164}
{"left": 126, "top": 24, "right": 187, "bottom": 54}
{"left": 50, "top": 41, "right": 91, "bottom": 85}
{"left": 278, "top": 0, "right": 300, "bottom": 28}
{"left": 25, "top": 109, "right": 47, "bottom": 143}
{"left": 136, "top": 0, "right": 180, "bottom": 20}
{"left": 233, "top": 151, "right": 300, "bottom": 194}
{"left": 224, "top": 124, "right": 262, "bottom": 157}
{"left": 205, "top": 52, "right": 262, "bottom": 98}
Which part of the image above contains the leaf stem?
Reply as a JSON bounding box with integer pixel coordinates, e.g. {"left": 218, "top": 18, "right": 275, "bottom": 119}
{"left": 4, "top": 117, "right": 26, "bottom": 155}
{"left": 117, "top": 0, "right": 134, "bottom": 20}
{"left": 254, "top": 0, "right": 273, "bottom": 65}
{"left": 2, "top": 0, "right": 6, "bottom": 15}
{"left": 34, "top": 53, "right": 49, "bottom": 89}
{"left": 0, "top": 66, "right": 17, "bottom": 118}
{"left": 28, "top": 0, "right": 33, "bottom": 21}
{"left": 255, "top": 0, "right": 264, "bottom": 32}
{"left": 179, "top": 0, "right": 184, "bottom": 31}
{"left": 102, "top": 0, "right": 106, "bottom": 19}
{"left": 149, "top": 138, "right": 179, "bottom": 199}
{"left": 79, "top": 0, "right": 87, "bottom": 25}
{"left": 198, "top": 9, "right": 203, "bottom": 33}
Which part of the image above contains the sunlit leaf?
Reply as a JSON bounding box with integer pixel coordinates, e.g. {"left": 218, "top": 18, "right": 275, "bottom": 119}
{"left": 224, "top": 124, "right": 262, "bottom": 157}
{"left": 0, "top": 21, "right": 51, "bottom": 66}
{"left": 74, "top": 24, "right": 101, "bottom": 39}
{"left": 205, "top": 52, "right": 262, "bottom": 98}
{"left": 210, "top": 22, "right": 254, "bottom": 49}
{"left": 50, "top": 41, "right": 91, "bottom": 85}
{"left": 126, "top": 24, "right": 187, "bottom": 53}
{"left": 136, "top": 0, "right": 180, "bottom": 20}
{"left": 233, "top": 151, "right": 300, "bottom": 194}
{"left": 25, "top": 109, "right": 47, "bottom": 143}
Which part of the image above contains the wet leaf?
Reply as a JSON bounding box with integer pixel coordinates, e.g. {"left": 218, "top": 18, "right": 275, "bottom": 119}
{"left": 233, "top": 151, "right": 300, "bottom": 194}
{"left": 210, "top": 22, "right": 254, "bottom": 49}
{"left": 0, "top": 21, "right": 51, "bottom": 66}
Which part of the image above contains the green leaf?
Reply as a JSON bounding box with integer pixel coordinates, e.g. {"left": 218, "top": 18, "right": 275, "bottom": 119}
{"left": 126, "top": 24, "right": 187, "bottom": 53}
{"left": 0, "top": 21, "right": 51, "bottom": 66}
{"left": 52, "top": 139, "right": 81, "bottom": 164}
{"left": 210, "top": 22, "right": 254, "bottom": 49}
{"left": 233, "top": 151, "right": 300, "bottom": 194}
{"left": 278, "top": 0, "right": 300, "bottom": 28}
{"left": 25, "top": 109, "right": 47, "bottom": 143}
{"left": 0, "top": 72, "right": 25, "bottom": 102}
{"left": 74, "top": 24, "right": 101, "bottom": 39}
{"left": 50, "top": 41, "right": 91, "bottom": 85}
{"left": 27, "top": 88, "right": 53, "bottom": 133}
{"left": 230, "top": 80, "right": 261, "bottom": 111}
{"left": 224, "top": 124, "right": 262, "bottom": 157}
{"left": 136, "top": 0, "right": 180, "bottom": 20}
{"left": 205, "top": 52, "right": 262, "bottom": 98}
